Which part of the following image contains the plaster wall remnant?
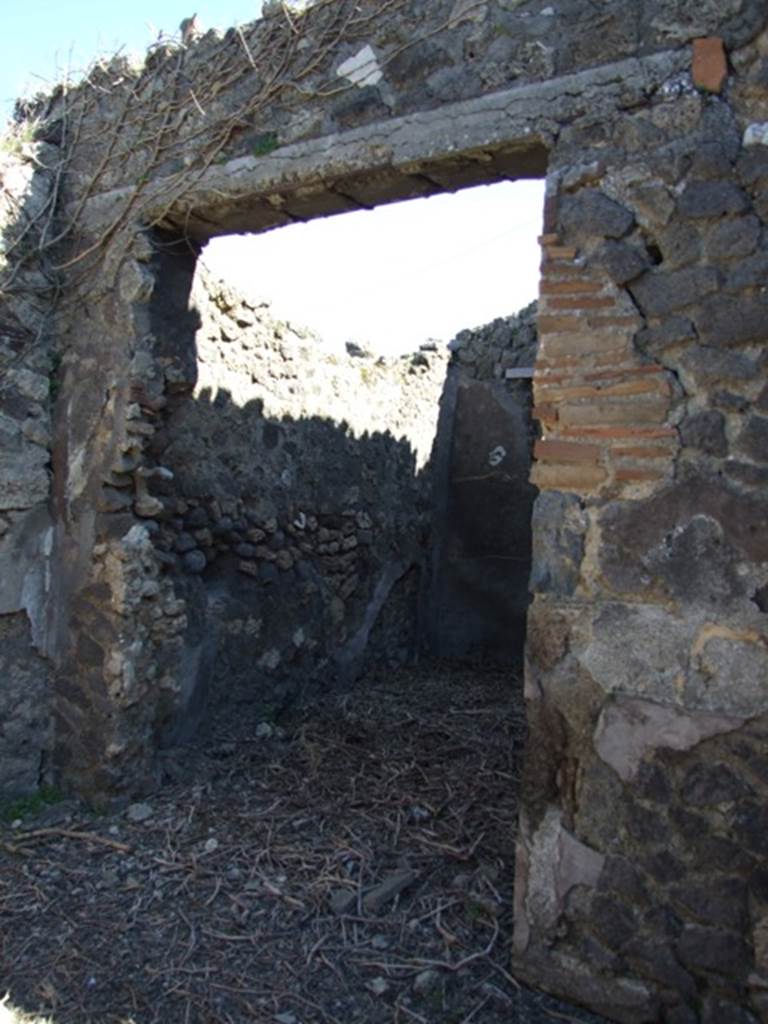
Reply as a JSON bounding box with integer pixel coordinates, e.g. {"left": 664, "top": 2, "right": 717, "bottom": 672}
{"left": 428, "top": 306, "right": 538, "bottom": 663}
{"left": 1, "top": 0, "right": 768, "bottom": 1018}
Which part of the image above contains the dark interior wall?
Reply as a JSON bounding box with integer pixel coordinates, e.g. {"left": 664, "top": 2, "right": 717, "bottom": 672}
{"left": 429, "top": 309, "right": 538, "bottom": 664}
{"left": 141, "top": 249, "right": 450, "bottom": 739}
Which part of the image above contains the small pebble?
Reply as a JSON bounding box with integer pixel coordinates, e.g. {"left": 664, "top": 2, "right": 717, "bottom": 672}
{"left": 203, "top": 837, "right": 219, "bottom": 854}
{"left": 368, "top": 977, "right": 389, "bottom": 997}
{"left": 413, "top": 969, "right": 440, "bottom": 996}
{"left": 126, "top": 802, "right": 153, "bottom": 823}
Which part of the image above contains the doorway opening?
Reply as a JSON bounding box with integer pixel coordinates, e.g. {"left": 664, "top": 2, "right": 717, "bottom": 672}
{"left": 144, "top": 178, "right": 544, "bottom": 747}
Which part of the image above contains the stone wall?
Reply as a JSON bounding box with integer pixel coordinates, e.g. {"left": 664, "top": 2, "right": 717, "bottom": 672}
{"left": 1, "top": 0, "right": 767, "bottom": 1018}
{"left": 0, "top": 135, "right": 58, "bottom": 794}
{"left": 142, "top": 264, "right": 448, "bottom": 741}
{"left": 429, "top": 306, "right": 538, "bottom": 663}
{"left": 515, "top": 29, "right": 768, "bottom": 1021}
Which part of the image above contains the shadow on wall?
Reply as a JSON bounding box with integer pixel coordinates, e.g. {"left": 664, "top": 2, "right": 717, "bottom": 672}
{"left": 135, "top": 231, "right": 536, "bottom": 746}
{"left": 139, "top": 233, "right": 441, "bottom": 745}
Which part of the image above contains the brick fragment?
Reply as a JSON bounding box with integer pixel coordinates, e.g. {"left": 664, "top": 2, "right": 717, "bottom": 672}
{"left": 692, "top": 37, "right": 728, "bottom": 94}
{"left": 538, "top": 233, "right": 560, "bottom": 245}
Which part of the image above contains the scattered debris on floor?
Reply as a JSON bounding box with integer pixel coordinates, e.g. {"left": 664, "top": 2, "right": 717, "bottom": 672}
{"left": 1, "top": 662, "right": 607, "bottom": 1024}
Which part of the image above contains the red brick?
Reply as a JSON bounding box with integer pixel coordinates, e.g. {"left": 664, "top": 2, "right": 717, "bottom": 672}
{"left": 546, "top": 296, "right": 618, "bottom": 311}
{"left": 539, "top": 331, "right": 631, "bottom": 359}
{"left": 560, "top": 425, "right": 678, "bottom": 439}
{"left": 536, "top": 351, "right": 635, "bottom": 372}
{"left": 692, "top": 37, "right": 727, "bottom": 94}
{"left": 531, "top": 462, "right": 608, "bottom": 491}
{"left": 543, "top": 269, "right": 600, "bottom": 287}
{"left": 536, "top": 378, "right": 670, "bottom": 402}
{"left": 542, "top": 246, "right": 578, "bottom": 261}
{"left": 540, "top": 279, "right": 604, "bottom": 295}
{"left": 612, "top": 444, "right": 675, "bottom": 459}
{"left": 534, "top": 439, "right": 603, "bottom": 463}
{"left": 582, "top": 365, "right": 665, "bottom": 382}
{"left": 535, "top": 365, "right": 660, "bottom": 385}
{"left": 614, "top": 467, "right": 666, "bottom": 483}
{"left": 559, "top": 398, "right": 670, "bottom": 427}
{"left": 586, "top": 315, "right": 643, "bottom": 330}
{"left": 536, "top": 315, "right": 584, "bottom": 333}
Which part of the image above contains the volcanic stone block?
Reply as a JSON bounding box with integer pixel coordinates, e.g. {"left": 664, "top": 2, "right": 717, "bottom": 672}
{"left": 677, "top": 925, "right": 748, "bottom": 975}
{"left": 677, "top": 181, "right": 749, "bottom": 219}
{"left": 629, "top": 266, "right": 720, "bottom": 316}
{"left": 597, "top": 240, "right": 651, "bottom": 284}
{"left": 737, "top": 415, "right": 768, "bottom": 462}
{"left": 560, "top": 188, "right": 635, "bottom": 240}
{"left": 680, "top": 410, "right": 727, "bottom": 456}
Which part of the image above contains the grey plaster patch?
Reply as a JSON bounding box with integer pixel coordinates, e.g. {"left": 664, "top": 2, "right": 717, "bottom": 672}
{"left": 0, "top": 506, "right": 54, "bottom": 650}
{"left": 522, "top": 807, "right": 605, "bottom": 936}
{"left": 594, "top": 697, "right": 746, "bottom": 782}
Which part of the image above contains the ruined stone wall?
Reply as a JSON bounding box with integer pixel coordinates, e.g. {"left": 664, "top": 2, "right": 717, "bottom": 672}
{"left": 516, "top": 31, "right": 768, "bottom": 1022}
{"left": 429, "top": 306, "right": 538, "bottom": 662}
{"left": 1, "top": 0, "right": 767, "bottom": 1018}
{"left": 142, "top": 265, "right": 447, "bottom": 740}
{"left": 0, "top": 137, "right": 58, "bottom": 794}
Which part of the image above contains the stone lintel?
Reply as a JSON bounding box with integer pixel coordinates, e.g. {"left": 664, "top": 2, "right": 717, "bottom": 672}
{"left": 72, "top": 50, "right": 685, "bottom": 240}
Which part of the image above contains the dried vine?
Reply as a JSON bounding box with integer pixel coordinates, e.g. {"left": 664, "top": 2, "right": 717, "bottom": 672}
{"left": 0, "top": 0, "right": 488, "bottom": 376}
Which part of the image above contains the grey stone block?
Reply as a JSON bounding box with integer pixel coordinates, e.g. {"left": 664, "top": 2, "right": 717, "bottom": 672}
{"left": 561, "top": 188, "right": 635, "bottom": 239}
{"left": 677, "top": 181, "right": 750, "bottom": 219}
{"left": 629, "top": 265, "right": 720, "bottom": 316}
{"left": 680, "top": 410, "right": 727, "bottom": 456}
{"left": 737, "top": 415, "right": 768, "bottom": 463}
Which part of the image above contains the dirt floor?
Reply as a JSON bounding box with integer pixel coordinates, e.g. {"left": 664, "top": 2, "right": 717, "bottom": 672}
{"left": 1, "top": 661, "right": 609, "bottom": 1024}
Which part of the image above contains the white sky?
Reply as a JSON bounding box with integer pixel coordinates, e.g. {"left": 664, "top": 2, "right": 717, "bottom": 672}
{"left": 202, "top": 179, "right": 545, "bottom": 354}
